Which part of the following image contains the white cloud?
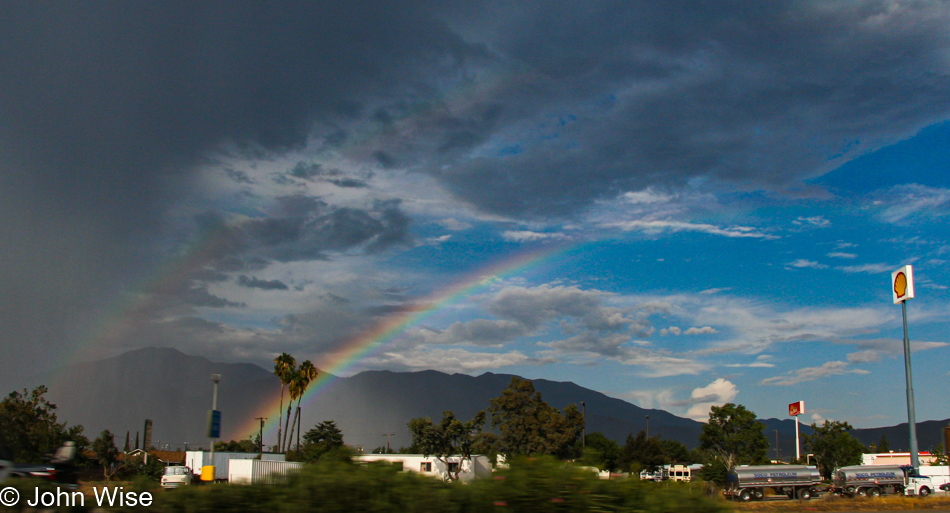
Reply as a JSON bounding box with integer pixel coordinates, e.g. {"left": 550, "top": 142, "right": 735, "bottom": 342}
{"left": 623, "top": 188, "right": 674, "bottom": 204}
{"left": 604, "top": 219, "right": 775, "bottom": 239}
{"left": 787, "top": 259, "right": 829, "bottom": 269}
{"left": 684, "top": 326, "right": 717, "bottom": 335}
{"left": 846, "top": 350, "right": 880, "bottom": 363}
{"left": 501, "top": 230, "right": 570, "bottom": 242}
{"left": 412, "top": 319, "right": 530, "bottom": 347}
{"left": 661, "top": 326, "right": 682, "bottom": 336}
{"left": 811, "top": 413, "right": 827, "bottom": 424}
{"left": 760, "top": 361, "right": 869, "bottom": 386}
{"left": 827, "top": 252, "right": 857, "bottom": 259}
{"left": 437, "top": 218, "right": 473, "bottom": 231}
{"left": 700, "top": 287, "right": 733, "bottom": 294}
{"left": 361, "top": 347, "right": 549, "bottom": 374}
{"left": 684, "top": 379, "right": 739, "bottom": 420}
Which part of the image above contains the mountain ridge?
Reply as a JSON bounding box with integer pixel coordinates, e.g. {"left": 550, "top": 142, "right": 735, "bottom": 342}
{"left": 41, "top": 347, "right": 949, "bottom": 456}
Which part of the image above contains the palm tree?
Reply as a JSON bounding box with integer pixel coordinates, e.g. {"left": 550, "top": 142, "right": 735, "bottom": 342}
{"left": 273, "top": 353, "right": 296, "bottom": 452}
{"left": 285, "top": 361, "right": 318, "bottom": 452}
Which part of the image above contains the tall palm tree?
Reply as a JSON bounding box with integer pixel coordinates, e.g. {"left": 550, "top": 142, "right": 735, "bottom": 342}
{"left": 273, "top": 353, "right": 296, "bottom": 452}
{"left": 285, "top": 361, "right": 318, "bottom": 452}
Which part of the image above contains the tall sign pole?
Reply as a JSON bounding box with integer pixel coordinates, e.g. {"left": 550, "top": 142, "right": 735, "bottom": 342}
{"left": 789, "top": 401, "right": 803, "bottom": 461}
{"left": 892, "top": 265, "right": 919, "bottom": 471}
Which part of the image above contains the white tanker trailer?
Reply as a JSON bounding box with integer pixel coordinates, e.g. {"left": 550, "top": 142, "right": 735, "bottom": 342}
{"left": 725, "top": 465, "right": 823, "bottom": 501}
{"left": 833, "top": 465, "right": 933, "bottom": 497}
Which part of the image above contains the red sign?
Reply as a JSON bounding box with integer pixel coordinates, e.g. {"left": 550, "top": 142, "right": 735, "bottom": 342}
{"left": 788, "top": 401, "right": 804, "bottom": 416}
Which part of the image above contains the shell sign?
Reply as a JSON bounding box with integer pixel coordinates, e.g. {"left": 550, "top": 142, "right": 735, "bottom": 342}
{"left": 892, "top": 265, "right": 915, "bottom": 304}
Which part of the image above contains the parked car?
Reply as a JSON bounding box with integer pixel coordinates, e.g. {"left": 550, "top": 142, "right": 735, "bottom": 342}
{"left": 0, "top": 446, "right": 11, "bottom": 482}
{"left": 940, "top": 482, "right": 950, "bottom": 492}
{"left": 8, "top": 462, "right": 57, "bottom": 480}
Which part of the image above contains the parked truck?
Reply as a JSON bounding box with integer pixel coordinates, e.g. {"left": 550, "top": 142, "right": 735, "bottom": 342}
{"left": 833, "top": 465, "right": 934, "bottom": 497}
{"left": 725, "top": 465, "right": 823, "bottom": 501}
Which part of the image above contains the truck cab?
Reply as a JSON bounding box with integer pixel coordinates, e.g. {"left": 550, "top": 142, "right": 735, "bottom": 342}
{"left": 834, "top": 465, "right": 933, "bottom": 497}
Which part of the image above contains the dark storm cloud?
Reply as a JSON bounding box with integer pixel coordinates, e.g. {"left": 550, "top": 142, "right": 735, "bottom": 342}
{"left": 237, "top": 276, "right": 290, "bottom": 291}
{"left": 0, "top": 1, "right": 488, "bottom": 386}
{"left": 421, "top": 0, "right": 950, "bottom": 216}
{"left": 285, "top": 161, "right": 368, "bottom": 187}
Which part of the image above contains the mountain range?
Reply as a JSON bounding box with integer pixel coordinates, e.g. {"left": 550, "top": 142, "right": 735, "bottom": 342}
{"left": 40, "top": 347, "right": 949, "bottom": 458}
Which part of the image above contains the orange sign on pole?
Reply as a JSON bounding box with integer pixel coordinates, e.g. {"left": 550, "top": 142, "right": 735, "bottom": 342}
{"left": 788, "top": 401, "right": 804, "bottom": 416}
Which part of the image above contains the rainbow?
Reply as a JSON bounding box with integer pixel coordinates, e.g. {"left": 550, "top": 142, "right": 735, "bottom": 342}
{"left": 237, "top": 240, "right": 577, "bottom": 442}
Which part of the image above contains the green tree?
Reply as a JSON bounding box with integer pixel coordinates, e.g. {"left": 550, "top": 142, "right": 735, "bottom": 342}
{"left": 214, "top": 439, "right": 258, "bottom": 452}
{"left": 618, "top": 431, "right": 666, "bottom": 473}
{"left": 92, "top": 429, "right": 122, "bottom": 480}
{"left": 0, "top": 386, "right": 89, "bottom": 463}
{"left": 408, "top": 410, "right": 486, "bottom": 481}
{"left": 698, "top": 403, "right": 769, "bottom": 475}
{"left": 660, "top": 438, "right": 692, "bottom": 463}
{"left": 299, "top": 420, "right": 345, "bottom": 461}
{"left": 273, "top": 352, "right": 296, "bottom": 452}
{"left": 576, "top": 432, "right": 621, "bottom": 471}
{"left": 488, "top": 377, "right": 584, "bottom": 457}
{"left": 803, "top": 420, "right": 865, "bottom": 480}
{"left": 877, "top": 434, "right": 890, "bottom": 453}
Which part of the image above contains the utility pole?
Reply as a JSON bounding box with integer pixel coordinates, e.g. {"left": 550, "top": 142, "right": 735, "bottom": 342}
{"left": 581, "top": 402, "right": 586, "bottom": 452}
{"left": 204, "top": 374, "right": 221, "bottom": 481}
{"left": 255, "top": 417, "right": 267, "bottom": 453}
{"left": 646, "top": 415, "right": 650, "bottom": 439}
{"left": 383, "top": 433, "right": 395, "bottom": 453}
{"left": 774, "top": 430, "right": 780, "bottom": 461}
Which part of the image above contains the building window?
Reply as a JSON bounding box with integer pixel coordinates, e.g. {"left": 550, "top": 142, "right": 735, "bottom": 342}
{"left": 447, "top": 462, "right": 460, "bottom": 473}
{"left": 420, "top": 462, "right": 432, "bottom": 472}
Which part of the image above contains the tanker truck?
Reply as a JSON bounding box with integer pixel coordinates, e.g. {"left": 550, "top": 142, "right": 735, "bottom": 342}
{"left": 833, "top": 465, "right": 933, "bottom": 497}
{"left": 725, "top": 465, "right": 823, "bottom": 501}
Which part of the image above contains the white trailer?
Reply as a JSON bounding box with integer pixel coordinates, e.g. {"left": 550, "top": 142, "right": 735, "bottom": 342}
{"left": 184, "top": 452, "right": 286, "bottom": 481}
{"left": 228, "top": 459, "right": 303, "bottom": 484}
{"left": 354, "top": 454, "right": 492, "bottom": 482}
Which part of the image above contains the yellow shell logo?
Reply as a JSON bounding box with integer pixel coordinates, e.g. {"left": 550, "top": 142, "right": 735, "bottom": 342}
{"left": 894, "top": 272, "right": 907, "bottom": 298}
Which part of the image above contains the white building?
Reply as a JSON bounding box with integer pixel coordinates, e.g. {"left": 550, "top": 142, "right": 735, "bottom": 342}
{"left": 354, "top": 454, "right": 492, "bottom": 482}
{"left": 861, "top": 452, "right": 939, "bottom": 466}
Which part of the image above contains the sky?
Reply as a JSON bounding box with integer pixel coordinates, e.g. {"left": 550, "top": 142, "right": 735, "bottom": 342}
{"left": 1, "top": 1, "right": 949, "bottom": 430}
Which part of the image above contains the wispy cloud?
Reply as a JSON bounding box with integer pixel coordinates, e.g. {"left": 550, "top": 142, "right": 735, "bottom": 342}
{"left": 792, "top": 216, "right": 831, "bottom": 229}
{"left": 835, "top": 263, "right": 893, "bottom": 274}
{"left": 827, "top": 252, "right": 857, "bottom": 259}
{"left": 760, "top": 361, "right": 869, "bottom": 386}
{"left": 787, "top": 259, "right": 828, "bottom": 269}
{"left": 876, "top": 185, "right": 950, "bottom": 224}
